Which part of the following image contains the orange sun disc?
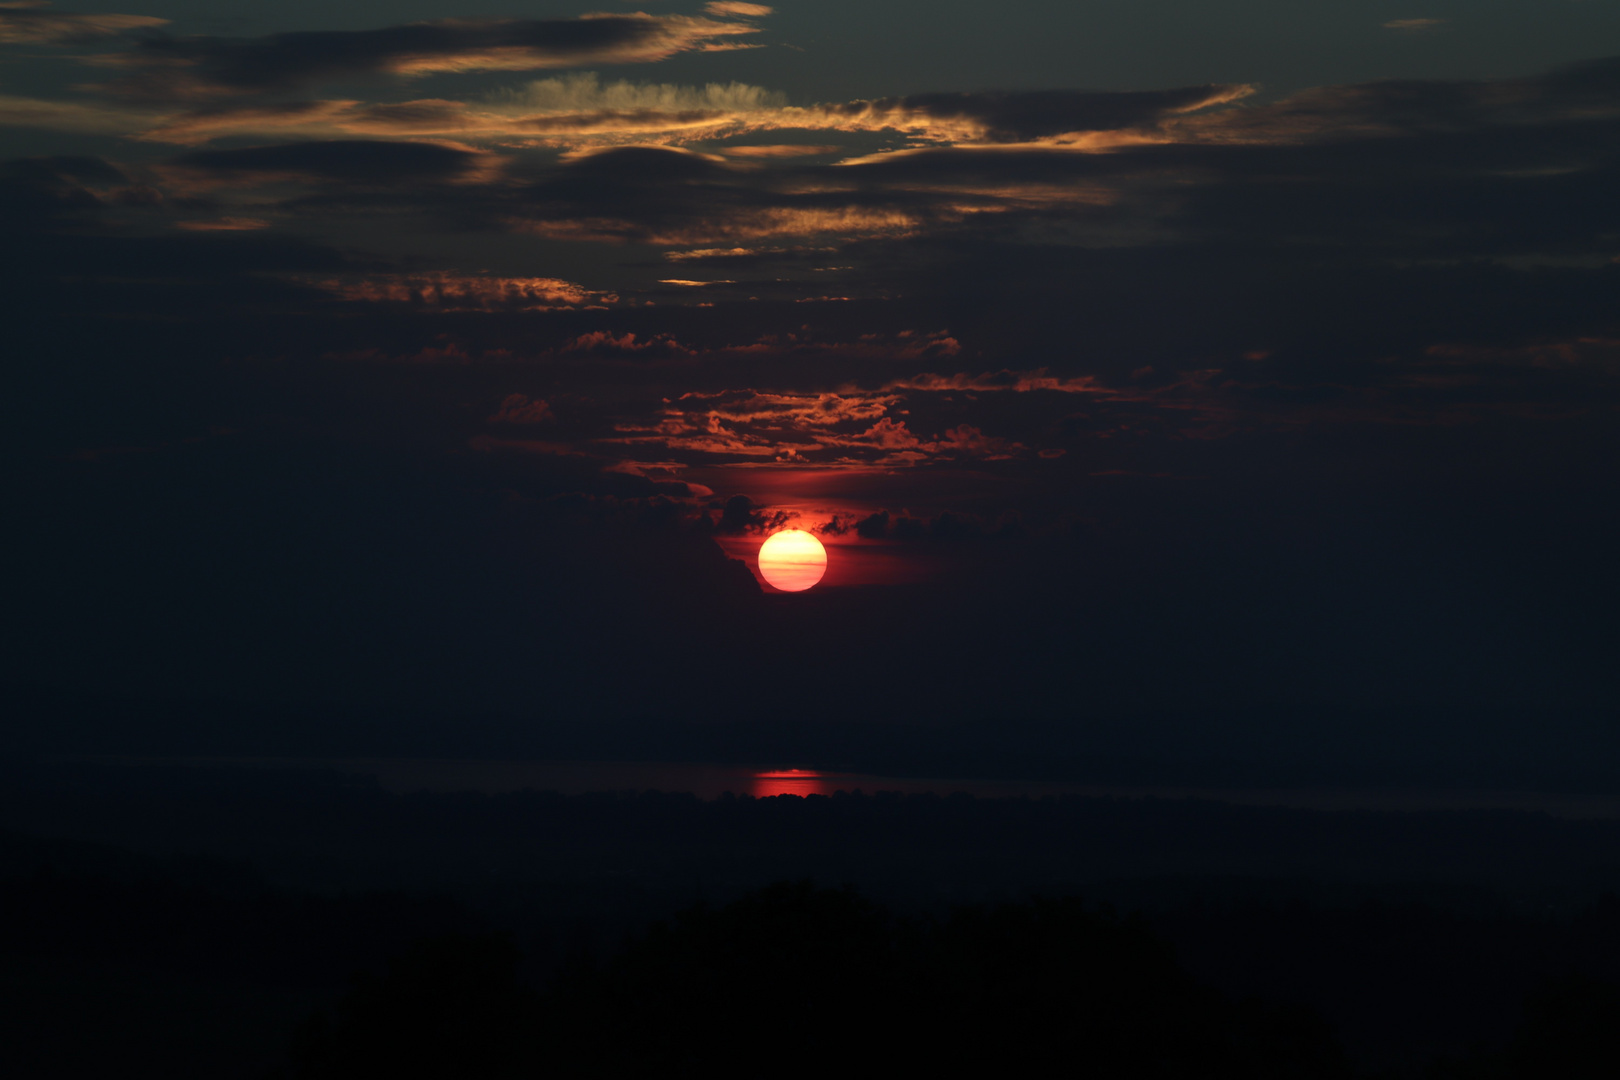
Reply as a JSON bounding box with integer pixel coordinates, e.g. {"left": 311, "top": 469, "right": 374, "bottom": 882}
{"left": 756, "top": 529, "right": 827, "bottom": 592}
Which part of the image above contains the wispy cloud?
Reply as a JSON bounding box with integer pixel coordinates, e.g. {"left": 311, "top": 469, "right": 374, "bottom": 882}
{"left": 489, "top": 393, "right": 554, "bottom": 424}
{"left": 96, "top": 13, "right": 765, "bottom": 99}
{"left": 174, "top": 216, "right": 269, "bottom": 231}
{"left": 492, "top": 71, "right": 785, "bottom": 114}
{"left": 125, "top": 79, "right": 1244, "bottom": 150}
{"left": 317, "top": 273, "right": 614, "bottom": 311}
{"left": 132, "top": 74, "right": 789, "bottom": 145}
{"left": 703, "top": 2, "right": 772, "bottom": 16}
{"left": 0, "top": 93, "right": 157, "bottom": 135}
{"left": 0, "top": 1, "right": 165, "bottom": 44}
{"left": 166, "top": 139, "right": 494, "bottom": 186}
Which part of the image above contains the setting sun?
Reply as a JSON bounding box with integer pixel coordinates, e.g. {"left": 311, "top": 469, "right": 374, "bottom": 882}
{"left": 757, "top": 529, "right": 827, "bottom": 592}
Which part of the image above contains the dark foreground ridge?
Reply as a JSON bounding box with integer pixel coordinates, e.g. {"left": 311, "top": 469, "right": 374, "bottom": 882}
{"left": 290, "top": 883, "right": 1620, "bottom": 1080}
{"left": 5, "top": 798, "right": 1620, "bottom": 1077}
{"left": 293, "top": 881, "right": 1352, "bottom": 1079}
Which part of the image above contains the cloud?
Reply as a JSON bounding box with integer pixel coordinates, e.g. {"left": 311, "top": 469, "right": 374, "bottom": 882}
{"left": 856, "top": 416, "right": 921, "bottom": 449}
{"left": 15, "top": 56, "right": 1620, "bottom": 466}
{"left": 720, "top": 144, "right": 842, "bottom": 159}
{"left": 673, "top": 388, "right": 899, "bottom": 428}
{"left": 703, "top": 2, "right": 772, "bottom": 16}
{"left": 0, "top": 153, "right": 128, "bottom": 231}
{"left": 494, "top": 145, "right": 930, "bottom": 245}
{"left": 167, "top": 139, "right": 490, "bottom": 186}
{"left": 0, "top": 94, "right": 157, "bottom": 135}
{"left": 714, "top": 493, "right": 792, "bottom": 533}
{"left": 130, "top": 73, "right": 791, "bottom": 147}
{"left": 174, "top": 216, "right": 269, "bottom": 231}
{"left": 1168, "top": 55, "right": 1620, "bottom": 145}
{"left": 810, "top": 416, "right": 1026, "bottom": 461}
{"left": 99, "top": 14, "right": 764, "bottom": 99}
{"left": 886, "top": 369, "right": 1105, "bottom": 394}
{"left": 120, "top": 79, "right": 1245, "bottom": 153}
{"left": 134, "top": 91, "right": 790, "bottom": 145}
{"left": 493, "top": 71, "right": 783, "bottom": 114}
{"left": 317, "top": 273, "right": 613, "bottom": 311}
{"left": 136, "top": 100, "right": 361, "bottom": 145}
{"left": 591, "top": 366, "right": 1060, "bottom": 470}
{"left": 930, "top": 424, "right": 1022, "bottom": 459}
{"left": 791, "top": 84, "right": 1254, "bottom": 145}
{"left": 854, "top": 511, "right": 889, "bottom": 539}
{"left": 233, "top": 55, "right": 1620, "bottom": 254}
{"left": 0, "top": 1, "right": 165, "bottom": 44}
{"left": 565, "top": 330, "right": 689, "bottom": 355}
{"left": 489, "top": 393, "right": 554, "bottom": 424}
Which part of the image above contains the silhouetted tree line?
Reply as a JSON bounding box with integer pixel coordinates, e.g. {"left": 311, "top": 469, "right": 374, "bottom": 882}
{"left": 11, "top": 771, "right": 1620, "bottom": 1077}
{"left": 1429, "top": 973, "right": 1620, "bottom": 1079}
{"left": 0, "top": 830, "right": 476, "bottom": 987}
{"left": 290, "top": 882, "right": 1351, "bottom": 1079}
{"left": 286, "top": 882, "right": 1620, "bottom": 1079}
{"left": 5, "top": 823, "right": 1620, "bottom": 1078}
{"left": 1155, "top": 891, "right": 1620, "bottom": 1072}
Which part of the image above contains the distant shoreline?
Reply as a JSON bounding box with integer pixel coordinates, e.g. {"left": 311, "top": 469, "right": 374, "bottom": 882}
{"left": 51, "top": 756, "right": 1620, "bottom": 818}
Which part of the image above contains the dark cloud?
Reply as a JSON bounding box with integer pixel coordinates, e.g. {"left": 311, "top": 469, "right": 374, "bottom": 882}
{"left": 1197, "top": 55, "right": 1620, "bottom": 140}
{"left": 489, "top": 393, "right": 552, "bottom": 425}
{"left": 105, "top": 14, "right": 760, "bottom": 99}
{"left": 0, "top": 3, "right": 165, "bottom": 45}
{"left": 319, "top": 274, "right": 613, "bottom": 312}
{"left": 170, "top": 140, "right": 486, "bottom": 185}
{"left": 0, "top": 155, "right": 126, "bottom": 230}
{"left": 854, "top": 511, "right": 890, "bottom": 540}
{"left": 714, "top": 494, "right": 792, "bottom": 534}
{"left": 892, "top": 514, "right": 927, "bottom": 541}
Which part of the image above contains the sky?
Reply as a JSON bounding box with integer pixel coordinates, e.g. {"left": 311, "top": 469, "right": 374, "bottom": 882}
{"left": 3, "top": 1, "right": 1619, "bottom": 755}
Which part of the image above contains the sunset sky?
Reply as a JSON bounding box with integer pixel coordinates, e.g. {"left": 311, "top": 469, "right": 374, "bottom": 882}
{"left": 5, "top": 2, "right": 1619, "bottom": 751}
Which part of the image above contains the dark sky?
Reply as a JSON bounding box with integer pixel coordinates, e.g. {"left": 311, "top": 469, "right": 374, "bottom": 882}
{"left": 3, "top": 2, "right": 1619, "bottom": 758}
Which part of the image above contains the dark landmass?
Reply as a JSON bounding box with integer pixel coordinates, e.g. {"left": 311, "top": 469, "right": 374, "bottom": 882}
{"left": 5, "top": 759, "right": 1620, "bottom": 1075}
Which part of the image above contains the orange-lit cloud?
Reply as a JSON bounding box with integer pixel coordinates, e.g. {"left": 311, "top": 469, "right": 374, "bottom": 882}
{"left": 703, "top": 2, "right": 772, "bottom": 16}
{"left": 319, "top": 274, "right": 613, "bottom": 311}
{"left": 489, "top": 394, "right": 554, "bottom": 424}
{"left": 95, "top": 13, "right": 765, "bottom": 100}
{"left": 0, "top": 93, "right": 156, "bottom": 134}
{"left": 767, "top": 84, "right": 1255, "bottom": 147}
{"left": 886, "top": 368, "right": 1107, "bottom": 394}
{"left": 118, "top": 77, "right": 1252, "bottom": 153}
{"left": 510, "top": 203, "right": 922, "bottom": 246}
{"left": 137, "top": 101, "right": 362, "bottom": 144}
{"left": 0, "top": 1, "right": 165, "bottom": 44}
{"left": 720, "top": 144, "right": 842, "bottom": 159}
{"left": 128, "top": 73, "right": 795, "bottom": 147}
{"left": 174, "top": 216, "right": 269, "bottom": 231}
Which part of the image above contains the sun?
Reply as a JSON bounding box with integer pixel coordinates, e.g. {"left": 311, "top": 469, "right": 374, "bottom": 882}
{"left": 756, "top": 529, "right": 827, "bottom": 592}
